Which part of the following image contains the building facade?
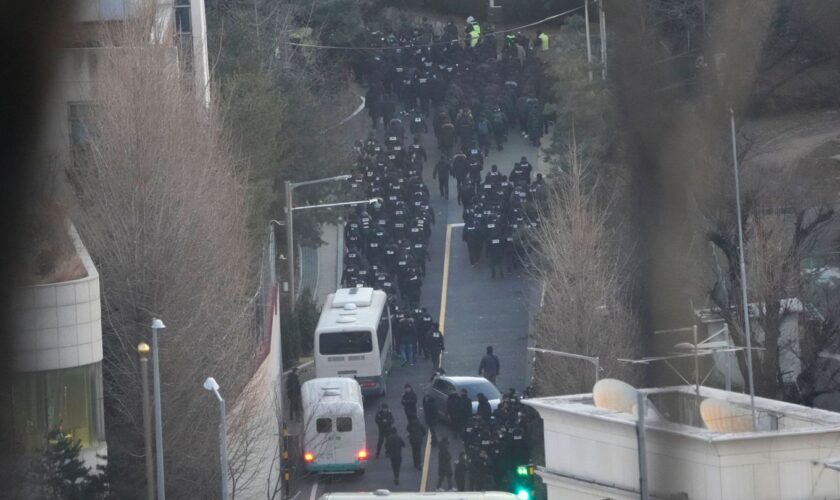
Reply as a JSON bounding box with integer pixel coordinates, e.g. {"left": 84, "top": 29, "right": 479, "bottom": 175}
{"left": 7, "top": 0, "right": 212, "bottom": 469}
{"left": 525, "top": 385, "right": 840, "bottom": 500}
{"left": 8, "top": 224, "right": 106, "bottom": 467}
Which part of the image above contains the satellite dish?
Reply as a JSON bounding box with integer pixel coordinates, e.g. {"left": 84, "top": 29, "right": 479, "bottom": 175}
{"left": 700, "top": 398, "right": 753, "bottom": 433}
{"left": 593, "top": 379, "right": 638, "bottom": 414}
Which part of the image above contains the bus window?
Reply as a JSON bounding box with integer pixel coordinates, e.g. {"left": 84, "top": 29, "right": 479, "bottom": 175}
{"left": 336, "top": 417, "right": 353, "bottom": 432}
{"left": 316, "top": 418, "right": 332, "bottom": 433}
{"left": 377, "top": 315, "right": 389, "bottom": 351}
{"left": 319, "top": 331, "right": 373, "bottom": 355}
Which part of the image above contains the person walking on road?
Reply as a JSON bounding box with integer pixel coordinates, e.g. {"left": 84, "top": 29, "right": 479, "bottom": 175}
{"left": 285, "top": 367, "right": 302, "bottom": 421}
{"left": 375, "top": 403, "right": 396, "bottom": 459}
{"left": 407, "top": 414, "right": 427, "bottom": 470}
{"left": 436, "top": 437, "right": 454, "bottom": 491}
{"left": 447, "top": 390, "right": 465, "bottom": 434}
{"left": 428, "top": 323, "right": 445, "bottom": 371}
{"left": 385, "top": 427, "right": 405, "bottom": 485}
{"left": 476, "top": 393, "right": 492, "bottom": 424}
{"left": 478, "top": 345, "right": 500, "bottom": 385}
{"left": 423, "top": 391, "right": 439, "bottom": 446}
{"left": 433, "top": 156, "right": 451, "bottom": 199}
{"left": 402, "top": 383, "right": 418, "bottom": 420}
{"left": 459, "top": 389, "right": 473, "bottom": 435}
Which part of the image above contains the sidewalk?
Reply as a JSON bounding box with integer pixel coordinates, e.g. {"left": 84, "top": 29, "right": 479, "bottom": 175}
{"left": 311, "top": 223, "right": 342, "bottom": 305}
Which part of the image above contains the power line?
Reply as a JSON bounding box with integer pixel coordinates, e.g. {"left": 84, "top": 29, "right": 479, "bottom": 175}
{"left": 284, "top": 5, "right": 586, "bottom": 52}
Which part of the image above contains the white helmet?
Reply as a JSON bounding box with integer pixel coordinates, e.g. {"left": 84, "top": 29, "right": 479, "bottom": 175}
{"left": 466, "top": 16, "right": 475, "bottom": 24}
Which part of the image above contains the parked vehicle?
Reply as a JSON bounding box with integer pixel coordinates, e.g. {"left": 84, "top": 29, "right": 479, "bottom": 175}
{"left": 301, "top": 377, "right": 368, "bottom": 474}
{"left": 314, "top": 287, "right": 392, "bottom": 396}
{"left": 425, "top": 375, "right": 502, "bottom": 421}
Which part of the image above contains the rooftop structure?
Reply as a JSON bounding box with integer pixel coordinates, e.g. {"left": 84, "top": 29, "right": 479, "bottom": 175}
{"left": 525, "top": 384, "right": 840, "bottom": 500}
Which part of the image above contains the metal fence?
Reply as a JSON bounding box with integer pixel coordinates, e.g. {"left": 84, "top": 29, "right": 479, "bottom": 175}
{"left": 244, "top": 225, "right": 278, "bottom": 378}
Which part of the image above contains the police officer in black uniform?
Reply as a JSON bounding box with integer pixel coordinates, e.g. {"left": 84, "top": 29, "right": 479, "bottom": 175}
{"left": 433, "top": 155, "right": 451, "bottom": 199}
{"left": 375, "top": 403, "right": 396, "bottom": 459}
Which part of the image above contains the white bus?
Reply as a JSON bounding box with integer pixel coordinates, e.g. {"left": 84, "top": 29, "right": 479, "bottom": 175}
{"left": 314, "top": 287, "right": 392, "bottom": 396}
{"left": 301, "top": 377, "right": 368, "bottom": 474}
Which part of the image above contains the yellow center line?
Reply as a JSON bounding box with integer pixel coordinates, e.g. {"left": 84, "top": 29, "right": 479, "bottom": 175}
{"left": 419, "top": 223, "right": 454, "bottom": 493}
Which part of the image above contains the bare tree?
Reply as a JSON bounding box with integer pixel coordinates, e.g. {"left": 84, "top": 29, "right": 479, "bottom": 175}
{"left": 529, "top": 138, "right": 642, "bottom": 396}
{"left": 67, "top": 19, "right": 260, "bottom": 497}
{"left": 695, "top": 127, "right": 835, "bottom": 399}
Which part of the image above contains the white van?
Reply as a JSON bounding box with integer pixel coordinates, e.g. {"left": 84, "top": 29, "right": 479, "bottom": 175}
{"left": 301, "top": 377, "right": 368, "bottom": 474}
{"left": 314, "top": 287, "right": 392, "bottom": 396}
{"left": 318, "top": 491, "right": 518, "bottom": 499}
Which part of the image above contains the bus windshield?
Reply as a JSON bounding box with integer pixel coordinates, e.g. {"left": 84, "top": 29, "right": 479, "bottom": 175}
{"left": 319, "top": 330, "right": 373, "bottom": 355}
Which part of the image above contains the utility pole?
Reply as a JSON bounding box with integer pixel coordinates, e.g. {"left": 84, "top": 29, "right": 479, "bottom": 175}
{"left": 284, "top": 180, "right": 295, "bottom": 311}
{"left": 730, "top": 107, "right": 758, "bottom": 430}
{"left": 138, "top": 343, "right": 155, "bottom": 500}
{"left": 599, "top": 0, "right": 607, "bottom": 79}
{"left": 636, "top": 391, "right": 649, "bottom": 500}
{"left": 150, "top": 318, "right": 166, "bottom": 500}
{"left": 584, "top": 0, "right": 593, "bottom": 82}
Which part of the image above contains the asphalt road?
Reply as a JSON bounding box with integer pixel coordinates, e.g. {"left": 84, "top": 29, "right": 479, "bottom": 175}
{"left": 297, "top": 121, "right": 541, "bottom": 500}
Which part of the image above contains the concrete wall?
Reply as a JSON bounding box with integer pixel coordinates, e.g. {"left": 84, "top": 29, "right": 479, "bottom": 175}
{"left": 530, "top": 393, "right": 840, "bottom": 500}
{"left": 11, "top": 224, "right": 103, "bottom": 373}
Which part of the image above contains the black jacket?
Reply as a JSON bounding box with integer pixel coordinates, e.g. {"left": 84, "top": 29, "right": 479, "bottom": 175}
{"left": 423, "top": 394, "right": 438, "bottom": 425}
{"left": 402, "top": 390, "right": 418, "bottom": 412}
{"left": 407, "top": 419, "right": 426, "bottom": 445}
{"left": 375, "top": 408, "right": 395, "bottom": 430}
{"left": 385, "top": 433, "right": 405, "bottom": 458}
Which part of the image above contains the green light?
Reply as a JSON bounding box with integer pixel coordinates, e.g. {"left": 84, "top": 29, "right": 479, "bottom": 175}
{"left": 516, "top": 466, "right": 529, "bottom": 476}
{"left": 515, "top": 487, "right": 531, "bottom": 500}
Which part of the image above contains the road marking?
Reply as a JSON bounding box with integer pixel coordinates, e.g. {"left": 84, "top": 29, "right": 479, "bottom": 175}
{"left": 290, "top": 491, "right": 301, "bottom": 500}
{"left": 309, "top": 481, "right": 319, "bottom": 500}
{"left": 420, "top": 222, "right": 455, "bottom": 492}
{"left": 438, "top": 223, "right": 454, "bottom": 333}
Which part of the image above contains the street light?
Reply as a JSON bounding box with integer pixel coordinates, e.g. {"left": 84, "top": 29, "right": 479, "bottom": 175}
{"left": 284, "top": 175, "right": 353, "bottom": 309}
{"left": 528, "top": 347, "right": 600, "bottom": 385}
{"left": 730, "top": 107, "right": 757, "bottom": 430}
{"left": 203, "top": 377, "right": 229, "bottom": 500}
{"left": 137, "top": 342, "right": 154, "bottom": 500}
{"left": 150, "top": 318, "right": 166, "bottom": 500}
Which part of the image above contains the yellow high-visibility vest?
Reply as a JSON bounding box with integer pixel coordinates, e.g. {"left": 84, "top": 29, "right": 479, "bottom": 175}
{"left": 470, "top": 30, "right": 479, "bottom": 48}
{"left": 539, "top": 33, "right": 549, "bottom": 51}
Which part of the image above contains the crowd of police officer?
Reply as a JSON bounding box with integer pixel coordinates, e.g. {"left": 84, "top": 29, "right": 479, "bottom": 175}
{"left": 448, "top": 388, "right": 536, "bottom": 491}
{"left": 336, "top": 15, "right": 550, "bottom": 489}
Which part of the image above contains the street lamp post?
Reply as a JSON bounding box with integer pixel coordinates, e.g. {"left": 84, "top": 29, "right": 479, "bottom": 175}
{"left": 203, "top": 377, "right": 229, "bottom": 500}
{"left": 730, "top": 108, "right": 758, "bottom": 429}
{"left": 137, "top": 343, "right": 154, "bottom": 500}
{"left": 598, "top": 0, "right": 607, "bottom": 79}
{"left": 284, "top": 175, "right": 352, "bottom": 310}
{"left": 150, "top": 318, "right": 166, "bottom": 500}
{"left": 528, "top": 347, "right": 600, "bottom": 385}
{"left": 584, "top": 0, "right": 593, "bottom": 82}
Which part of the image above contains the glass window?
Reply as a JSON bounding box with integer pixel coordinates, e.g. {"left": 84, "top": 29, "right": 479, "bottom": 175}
{"left": 433, "top": 379, "right": 450, "bottom": 392}
{"left": 319, "top": 330, "right": 373, "bottom": 355}
{"left": 336, "top": 417, "right": 353, "bottom": 432}
{"left": 8, "top": 363, "right": 105, "bottom": 454}
{"left": 461, "top": 381, "right": 502, "bottom": 400}
{"left": 316, "top": 418, "right": 332, "bottom": 433}
{"left": 175, "top": 0, "right": 192, "bottom": 35}
{"left": 377, "top": 312, "right": 390, "bottom": 352}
